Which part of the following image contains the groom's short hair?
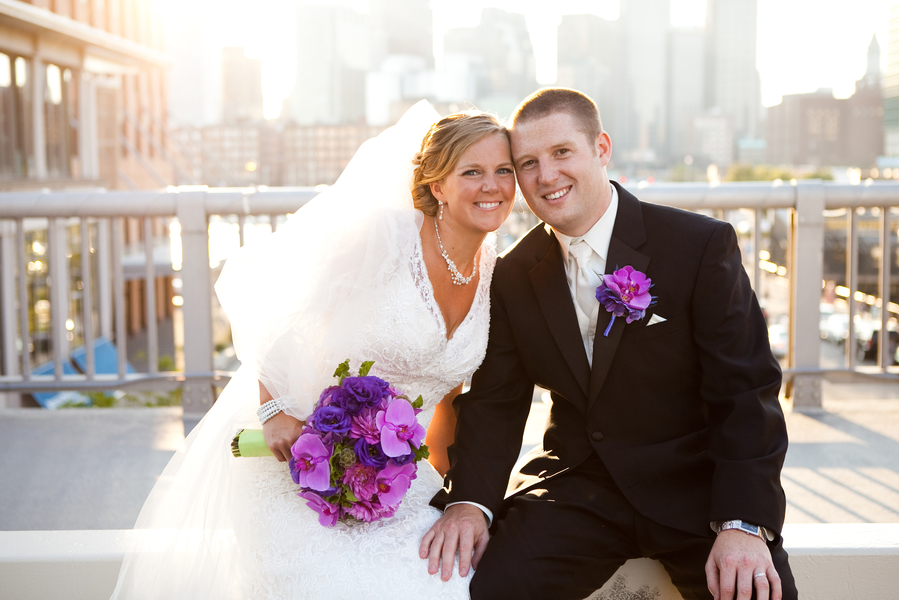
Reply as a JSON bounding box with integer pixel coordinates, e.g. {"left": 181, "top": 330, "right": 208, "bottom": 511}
{"left": 510, "top": 88, "right": 603, "bottom": 144}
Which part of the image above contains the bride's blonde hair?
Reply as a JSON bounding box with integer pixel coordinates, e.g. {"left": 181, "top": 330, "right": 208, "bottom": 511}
{"left": 411, "top": 112, "right": 509, "bottom": 217}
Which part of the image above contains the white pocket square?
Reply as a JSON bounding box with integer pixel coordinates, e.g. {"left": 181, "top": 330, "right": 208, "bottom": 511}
{"left": 647, "top": 313, "right": 667, "bottom": 326}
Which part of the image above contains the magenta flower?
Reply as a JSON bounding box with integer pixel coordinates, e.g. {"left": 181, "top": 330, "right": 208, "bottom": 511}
{"left": 376, "top": 399, "right": 426, "bottom": 458}
{"left": 299, "top": 491, "right": 341, "bottom": 526}
{"left": 291, "top": 434, "right": 333, "bottom": 491}
{"left": 346, "top": 499, "right": 396, "bottom": 523}
{"left": 595, "top": 266, "right": 654, "bottom": 337}
{"left": 350, "top": 408, "right": 381, "bottom": 444}
{"left": 375, "top": 462, "right": 416, "bottom": 507}
{"left": 342, "top": 463, "right": 379, "bottom": 501}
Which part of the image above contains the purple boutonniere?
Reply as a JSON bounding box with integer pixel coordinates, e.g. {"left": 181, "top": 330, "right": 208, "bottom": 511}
{"left": 595, "top": 266, "right": 656, "bottom": 337}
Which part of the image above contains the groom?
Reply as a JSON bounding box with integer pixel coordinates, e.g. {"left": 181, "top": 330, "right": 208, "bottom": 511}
{"left": 421, "top": 88, "right": 797, "bottom": 600}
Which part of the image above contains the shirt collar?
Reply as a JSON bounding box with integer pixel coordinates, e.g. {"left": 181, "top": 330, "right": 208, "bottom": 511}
{"left": 549, "top": 184, "right": 619, "bottom": 264}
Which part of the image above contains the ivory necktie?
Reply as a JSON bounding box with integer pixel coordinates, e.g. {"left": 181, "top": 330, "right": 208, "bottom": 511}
{"left": 568, "top": 239, "right": 602, "bottom": 321}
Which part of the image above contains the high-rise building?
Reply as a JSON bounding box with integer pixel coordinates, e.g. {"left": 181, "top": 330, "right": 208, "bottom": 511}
{"left": 667, "top": 26, "right": 705, "bottom": 163}
{"left": 443, "top": 8, "right": 537, "bottom": 116}
{"left": 365, "top": 1, "right": 437, "bottom": 126}
{"left": 618, "top": 0, "right": 671, "bottom": 162}
{"left": 556, "top": 14, "right": 620, "bottom": 139}
{"left": 846, "top": 36, "right": 884, "bottom": 167}
{"left": 165, "top": 0, "right": 222, "bottom": 128}
{"left": 284, "top": 3, "right": 371, "bottom": 125}
{"left": 884, "top": 6, "right": 899, "bottom": 157}
{"left": 222, "top": 47, "right": 264, "bottom": 123}
{"left": 369, "top": 0, "right": 434, "bottom": 69}
{"left": 704, "top": 0, "right": 761, "bottom": 142}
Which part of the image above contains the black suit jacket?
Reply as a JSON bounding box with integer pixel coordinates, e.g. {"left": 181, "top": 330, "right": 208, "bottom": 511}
{"left": 433, "top": 183, "right": 788, "bottom": 539}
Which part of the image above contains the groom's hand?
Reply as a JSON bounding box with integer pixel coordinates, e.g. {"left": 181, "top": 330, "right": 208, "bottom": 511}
{"left": 419, "top": 503, "right": 490, "bottom": 581}
{"left": 705, "top": 530, "right": 782, "bottom": 600}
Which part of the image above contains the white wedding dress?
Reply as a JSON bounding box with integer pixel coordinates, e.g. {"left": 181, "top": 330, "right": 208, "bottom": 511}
{"left": 110, "top": 102, "right": 495, "bottom": 599}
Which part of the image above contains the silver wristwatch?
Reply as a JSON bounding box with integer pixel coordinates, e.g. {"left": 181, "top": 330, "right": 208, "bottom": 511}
{"left": 717, "top": 519, "right": 765, "bottom": 540}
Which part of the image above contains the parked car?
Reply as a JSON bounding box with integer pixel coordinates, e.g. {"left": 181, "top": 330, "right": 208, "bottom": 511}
{"left": 768, "top": 322, "right": 788, "bottom": 358}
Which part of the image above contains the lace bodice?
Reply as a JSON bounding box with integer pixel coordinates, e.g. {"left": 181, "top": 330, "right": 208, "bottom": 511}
{"left": 349, "top": 232, "right": 495, "bottom": 427}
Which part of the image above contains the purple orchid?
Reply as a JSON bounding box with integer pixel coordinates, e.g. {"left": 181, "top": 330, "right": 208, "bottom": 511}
{"left": 375, "top": 462, "right": 416, "bottom": 507}
{"left": 291, "top": 434, "right": 333, "bottom": 491}
{"left": 595, "top": 266, "right": 655, "bottom": 337}
{"left": 342, "top": 463, "right": 379, "bottom": 501}
{"left": 299, "top": 491, "right": 341, "bottom": 527}
{"left": 376, "top": 398, "right": 426, "bottom": 458}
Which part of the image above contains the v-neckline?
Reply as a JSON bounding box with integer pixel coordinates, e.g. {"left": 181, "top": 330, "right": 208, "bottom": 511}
{"left": 414, "top": 235, "right": 486, "bottom": 342}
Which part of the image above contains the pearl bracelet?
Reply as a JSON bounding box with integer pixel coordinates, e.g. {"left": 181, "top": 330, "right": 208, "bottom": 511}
{"left": 257, "top": 397, "right": 287, "bottom": 425}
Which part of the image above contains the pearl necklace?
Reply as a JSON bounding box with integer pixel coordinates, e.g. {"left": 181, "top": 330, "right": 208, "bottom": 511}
{"left": 433, "top": 217, "right": 477, "bottom": 286}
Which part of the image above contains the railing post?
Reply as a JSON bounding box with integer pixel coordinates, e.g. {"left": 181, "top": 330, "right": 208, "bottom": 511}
{"left": 790, "top": 180, "right": 825, "bottom": 408}
{"left": 0, "top": 221, "right": 21, "bottom": 407}
{"left": 175, "top": 189, "right": 214, "bottom": 427}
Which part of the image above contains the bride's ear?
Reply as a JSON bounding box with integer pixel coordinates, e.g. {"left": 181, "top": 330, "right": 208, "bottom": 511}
{"left": 429, "top": 181, "right": 445, "bottom": 202}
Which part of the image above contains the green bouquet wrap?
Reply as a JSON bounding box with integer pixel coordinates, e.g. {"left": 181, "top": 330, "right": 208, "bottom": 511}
{"left": 231, "top": 428, "right": 274, "bottom": 457}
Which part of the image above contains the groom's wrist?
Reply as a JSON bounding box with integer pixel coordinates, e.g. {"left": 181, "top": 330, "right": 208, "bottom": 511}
{"left": 446, "top": 501, "right": 493, "bottom": 527}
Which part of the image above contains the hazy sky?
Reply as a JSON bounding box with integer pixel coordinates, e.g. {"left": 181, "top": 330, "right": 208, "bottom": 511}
{"left": 181, "top": 0, "right": 896, "bottom": 119}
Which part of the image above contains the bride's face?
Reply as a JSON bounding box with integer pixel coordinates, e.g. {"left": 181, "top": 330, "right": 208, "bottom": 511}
{"left": 430, "top": 133, "right": 516, "bottom": 235}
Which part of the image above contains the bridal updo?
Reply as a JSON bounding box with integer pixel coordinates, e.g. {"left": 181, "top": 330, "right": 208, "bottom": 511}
{"left": 411, "top": 111, "right": 509, "bottom": 217}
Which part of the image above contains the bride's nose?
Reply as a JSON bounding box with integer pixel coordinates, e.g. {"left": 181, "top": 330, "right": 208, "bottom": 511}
{"left": 481, "top": 175, "right": 499, "bottom": 193}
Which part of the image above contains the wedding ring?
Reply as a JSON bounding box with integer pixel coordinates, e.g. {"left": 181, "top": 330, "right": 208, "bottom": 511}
{"left": 754, "top": 572, "right": 767, "bottom": 579}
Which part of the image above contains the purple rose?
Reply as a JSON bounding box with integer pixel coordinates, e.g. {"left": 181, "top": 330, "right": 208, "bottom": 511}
{"left": 375, "top": 462, "right": 416, "bottom": 507}
{"left": 350, "top": 408, "right": 381, "bottom": 444}
{"left": 376, "top": 398, "right": 426, "bottom": 458}
{"left": 299, "top": 491, "right": 341, "bottom": 527}
{"left": 291, "top": 434, "right": 333, "bottom": 491}
{"left": 326, "top": 385, "right": 365, "bottom": 415}
{"left": 310, "top": 404, "right": 351, "bottom": 435}
{"left": 343, "top": 376, "right": 390, "bottom": 408}
{"left": 342, "top": 463, "right": 378, "bottom": 501}
{"left": 354, "top": 438, "right": 388, "bottom": 469}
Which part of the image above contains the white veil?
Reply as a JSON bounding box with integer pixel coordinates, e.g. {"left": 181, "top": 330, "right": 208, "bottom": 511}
{"left": 110, "top": 101, "right": 441, "bottom": 599}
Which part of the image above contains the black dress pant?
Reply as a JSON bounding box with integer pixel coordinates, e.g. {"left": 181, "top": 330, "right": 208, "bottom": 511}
{"left": 470, "top": 454, "right": 797, "bottom": 600}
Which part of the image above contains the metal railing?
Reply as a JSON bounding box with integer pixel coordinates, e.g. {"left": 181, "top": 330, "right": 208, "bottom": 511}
{"left": 0, "top": 181, "right": 897, "bottom": 413}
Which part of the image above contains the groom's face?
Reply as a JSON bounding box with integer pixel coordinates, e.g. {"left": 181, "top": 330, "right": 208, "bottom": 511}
{"left": 511, "top": 111, "right": 612, "bottom": 238}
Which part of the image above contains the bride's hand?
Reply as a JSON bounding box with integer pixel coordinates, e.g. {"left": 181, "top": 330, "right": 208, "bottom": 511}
{"left": 262, "top": 412, "right": 305, "bottom": 462}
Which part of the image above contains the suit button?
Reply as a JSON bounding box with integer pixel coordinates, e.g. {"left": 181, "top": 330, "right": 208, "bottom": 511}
{"left": 591, "top": 431, "right": 604, "bottom": 441}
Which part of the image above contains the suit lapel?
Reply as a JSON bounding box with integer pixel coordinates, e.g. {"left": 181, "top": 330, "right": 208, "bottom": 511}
{"left": 588, "top": 185, "right": 650, "bottom": 410}
{"left": 529, "top": 228, "right": 591, "bottom": 399}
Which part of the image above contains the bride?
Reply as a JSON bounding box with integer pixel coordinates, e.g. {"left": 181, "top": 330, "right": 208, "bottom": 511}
{"left": 109, "top": 101, "right": 515, "bottom": 599}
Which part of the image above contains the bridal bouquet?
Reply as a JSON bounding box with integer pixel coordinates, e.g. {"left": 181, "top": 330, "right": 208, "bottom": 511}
{"left": 290, "top": 360, "right": 430, "bottom": 526}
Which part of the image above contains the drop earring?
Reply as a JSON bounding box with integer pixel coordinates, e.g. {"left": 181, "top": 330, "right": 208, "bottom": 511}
{"left": 437, "top": 201, "right": 444, "bottom": 220}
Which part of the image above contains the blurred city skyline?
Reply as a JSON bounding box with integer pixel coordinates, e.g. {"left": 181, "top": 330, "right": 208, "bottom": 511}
{"left": 158, "top": 0, "right": 897, "bottom": 119}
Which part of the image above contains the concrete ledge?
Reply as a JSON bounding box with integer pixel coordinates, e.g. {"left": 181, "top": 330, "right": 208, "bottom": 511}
{"left": 1, "top": 525, "right": 897, "bottom": 600}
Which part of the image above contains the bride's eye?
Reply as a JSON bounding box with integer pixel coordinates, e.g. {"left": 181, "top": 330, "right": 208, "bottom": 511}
{"left": 462, "top": 169, "right": 479, "bottom": 176}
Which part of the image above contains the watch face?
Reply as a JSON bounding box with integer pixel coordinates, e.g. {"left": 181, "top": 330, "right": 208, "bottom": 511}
{"left": 739, "top": 523, "right": 761, "bottom": 535}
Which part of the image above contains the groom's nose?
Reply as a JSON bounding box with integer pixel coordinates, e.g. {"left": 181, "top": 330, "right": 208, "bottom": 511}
{"left": 536, "top": 161, "right": 560, "bottom": 185}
